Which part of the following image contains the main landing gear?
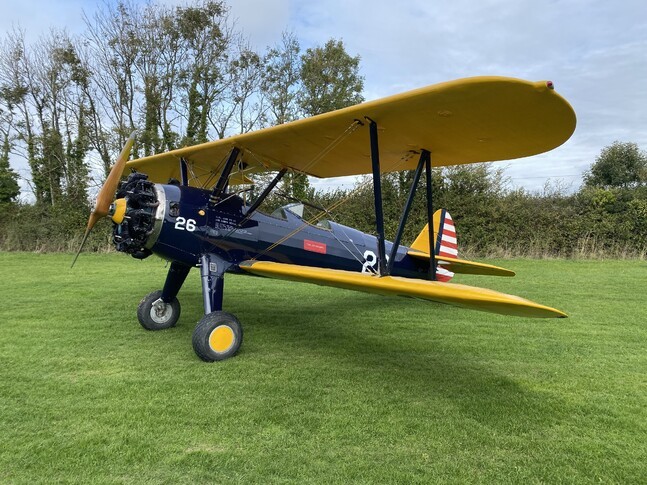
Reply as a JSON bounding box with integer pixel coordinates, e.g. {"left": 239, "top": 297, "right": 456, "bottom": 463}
{"left": 137, "top": 290, "right": 181, "bottom": 330}
{"left": 192, "top": 311, "right": 242, "bottom": 362}
{"left": 136, "top": 254, "right": 243, "bottom": 362}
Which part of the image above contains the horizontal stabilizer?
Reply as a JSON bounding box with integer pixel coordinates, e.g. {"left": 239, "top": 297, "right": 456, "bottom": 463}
{"left": 239, "top": 261, "right": 565, "bottom": 318}
{"left": 407, "top": 251, "right": 516, "bottom": 277}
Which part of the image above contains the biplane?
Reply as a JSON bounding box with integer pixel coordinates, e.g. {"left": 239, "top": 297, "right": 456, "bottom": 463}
{"left": 74, "top": 76, "right": 576, "bottom": 361}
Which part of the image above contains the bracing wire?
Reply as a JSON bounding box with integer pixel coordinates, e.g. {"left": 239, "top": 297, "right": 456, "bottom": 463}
{"left": 217, "top": 119, "right": 365, "bottom": 241}
{"left": 210, "top": 118, "right": 417, "bottom": 265}
{"left": 249, "top": 150, "right": 417, "bottom": 262}
{"left": 299, "top": 119, "right": 364, "bottom": 174}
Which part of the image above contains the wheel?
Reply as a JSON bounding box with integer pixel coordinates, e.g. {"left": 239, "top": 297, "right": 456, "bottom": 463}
{"left": 192, "top": 311, "right": 243, "bottom": 362}
{"left": 137, "top": 290, "right": 181, "bottom": 330}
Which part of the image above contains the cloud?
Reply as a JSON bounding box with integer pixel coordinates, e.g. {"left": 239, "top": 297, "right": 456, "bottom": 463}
{"left": 0, "top": 0, "right": 91, "bottom": 42}
{"left": 227, "top": 0, "right": 291, "bottom": 49}
{"left": 288, "top": 0, "right": 647, "bottom": 191}
{"left": 3, "top": 0, "right": 646, "bottom": 196}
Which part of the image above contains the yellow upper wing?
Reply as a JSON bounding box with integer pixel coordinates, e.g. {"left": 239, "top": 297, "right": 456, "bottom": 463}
{"left": 123, "top": 76, "right": 576, "bottom": 186}
{"left": 239, "top": 261, "right": 566, "bottom": 318}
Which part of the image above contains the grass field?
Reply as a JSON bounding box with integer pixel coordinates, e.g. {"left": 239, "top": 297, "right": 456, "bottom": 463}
{"left": 1, "top": 253, "right": 645, "bottom": 483}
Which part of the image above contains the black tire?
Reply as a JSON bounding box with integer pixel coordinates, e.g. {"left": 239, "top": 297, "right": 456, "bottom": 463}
{"left": 137, "top": 290, "right": 181, "bottom": 331}
{"left": 192, "top": 311, "right": 243, "bottom": 362}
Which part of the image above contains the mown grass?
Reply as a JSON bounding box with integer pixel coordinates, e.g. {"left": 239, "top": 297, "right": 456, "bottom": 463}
{"left": 1, "top": 253, "right": 645, "bottom": 484}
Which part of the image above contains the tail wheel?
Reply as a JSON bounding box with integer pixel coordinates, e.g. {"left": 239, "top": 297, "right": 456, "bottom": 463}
{"left": 137, "top": 290, "right": 181, "bottom": 330}
{"left": 192, "top": 311, "right": 243, "bottom": 362}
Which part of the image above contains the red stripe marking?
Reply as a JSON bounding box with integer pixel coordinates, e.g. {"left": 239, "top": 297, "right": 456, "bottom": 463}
{"left": 441, "top": 241, "right": 458, "bottom": 250}
{"left": 439, "top": 251, "right": 457, "bottom": 258}
{"left": 436, "top": 267, "right": 454, "bottom": 276}
{"left": 304, "top": 239, "right": 327, "bottom": 254}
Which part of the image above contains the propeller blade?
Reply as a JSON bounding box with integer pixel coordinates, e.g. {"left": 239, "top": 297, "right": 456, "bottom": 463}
{"left": 70, "top": 226, "right": 93, "bottom": 269}
{"left": 71, "top": 132, "right": 136, "bottom": 267}
{"left": 94, "top": 132, "right": 136, "bottom": 218}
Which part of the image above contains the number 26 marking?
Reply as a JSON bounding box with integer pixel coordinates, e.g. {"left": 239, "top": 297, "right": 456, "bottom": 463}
{"left": 174, "top": 217, "right": 196, "bottom": 232}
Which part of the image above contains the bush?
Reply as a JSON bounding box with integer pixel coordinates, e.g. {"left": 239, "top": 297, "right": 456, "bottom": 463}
{"left": 0, "top": 199, "right": 112, "bottom": 253}
{"left": 2, "top": 168, "right": 645, "bottom": 259}
{"left": 310, "top": 166, "right": 647, "bottom": 259}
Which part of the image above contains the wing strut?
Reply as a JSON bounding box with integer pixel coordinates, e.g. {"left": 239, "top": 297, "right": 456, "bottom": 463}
{"left": 382, "top": 149, "right": 436, "bottom": 280}
{"left": 218, "top": 168, "right": 288, "bottom": 243}
{"left": 245, "top": 168, "right": 288, "bottom": 217}
{"left": 368, "top": 118, "right": 387, "bottom": 276}
{"left": 211, "top": 147, "right": 240, "bottom": 202}
{"left": 367, "top": 119, "right": 437, "bottom": 279}
{"left": 180, "top": 158, "right": 189, "bottom": 186}
{"left": 387, "top": 151, "right": 426, "bottom": 273}
{"left": 424, "top": 151, "right": 437, "bottom": 280}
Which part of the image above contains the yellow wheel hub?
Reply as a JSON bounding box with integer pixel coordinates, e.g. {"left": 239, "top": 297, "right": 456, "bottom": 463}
{"left": 208, "top": 325, "right": 235, "bottom": 353}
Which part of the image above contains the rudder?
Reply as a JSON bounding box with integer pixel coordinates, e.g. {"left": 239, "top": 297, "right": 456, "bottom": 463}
{"left": 409, "top": 209, "right": 457, "bottom": 282}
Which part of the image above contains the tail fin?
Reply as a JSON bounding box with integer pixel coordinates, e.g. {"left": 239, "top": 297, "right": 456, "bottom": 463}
{"left": 408, "top": 209, "right": 516, "bottom": 278}
{"left": 410, "top": 209, "right": 457, "bottom": 282}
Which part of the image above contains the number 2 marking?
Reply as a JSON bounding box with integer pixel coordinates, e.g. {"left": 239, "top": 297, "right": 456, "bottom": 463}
{"left": 174, "top": 217, "right": 196, "bottom": 232}
{"left": 362, "top": 250, "right": 388, "bottom": 273}
{"left": 362, "top": 250, "right": 376, "bottom": 273}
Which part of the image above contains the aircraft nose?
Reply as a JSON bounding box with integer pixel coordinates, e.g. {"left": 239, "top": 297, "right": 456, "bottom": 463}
{"left": 111, "top": 173, "right": 163, "bottom": 259}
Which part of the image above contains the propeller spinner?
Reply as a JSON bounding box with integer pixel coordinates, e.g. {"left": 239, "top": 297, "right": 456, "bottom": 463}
{"left": 71, "top": 132, "right": 136, "bottom": 267}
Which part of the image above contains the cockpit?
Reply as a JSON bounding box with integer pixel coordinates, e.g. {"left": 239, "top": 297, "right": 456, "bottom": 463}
{"left": 270, "top": 202, "right": 332, "bottom": 230}
{"left": 271, "top": 202, "right": 304, "bottom": 219}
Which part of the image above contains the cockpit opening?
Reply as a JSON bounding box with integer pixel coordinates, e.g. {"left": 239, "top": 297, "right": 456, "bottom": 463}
{"left": 271, "top": 202, "right": 304, "bottom": 219}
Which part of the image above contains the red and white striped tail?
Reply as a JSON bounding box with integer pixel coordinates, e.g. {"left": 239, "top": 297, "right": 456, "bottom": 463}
{"left": 435, "top": 210, "right": 457, "bottom": 282}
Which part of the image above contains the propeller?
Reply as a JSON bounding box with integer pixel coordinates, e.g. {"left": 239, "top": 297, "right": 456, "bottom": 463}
{"left": 71, "top": 132, "right": 136, "bottom": 267}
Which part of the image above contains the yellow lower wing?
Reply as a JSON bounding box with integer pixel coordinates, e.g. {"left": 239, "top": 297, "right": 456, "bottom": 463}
{"left": 407, "top": 251, "right": 516, "bottom": 277}
{"left": 239, "top": 261, "right": 565, "bottom": 318}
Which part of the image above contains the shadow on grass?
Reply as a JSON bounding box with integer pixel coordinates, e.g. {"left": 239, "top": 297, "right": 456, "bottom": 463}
{"left": 160, "top": 283, "right": 568, "bottom": 435}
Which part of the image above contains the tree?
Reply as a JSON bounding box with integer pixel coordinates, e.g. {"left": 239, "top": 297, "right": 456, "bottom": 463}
{"left": 210, "top": 42, "right": 266, "bottom": 138}
{"left": 176, "top": 0, "right": 230, "bottom": 145}
{"left": 298, "top": 39, "right": 364, "bottom": 117}
{"left": 584, "top": 141, "right": 647, "bottom": 189}
{"left": 261, "top": 32, "right": 301, "bottom": 125}
{"left": 0, "top": 135, "right": 20, "bottom": 203}
{"left": 1, "top": 3, "right": 370, "bottom": 211}
{"left": 278, "top": 38, "right": 364, "bottom": 201}
{"left": 1, "top": 30, "right": 46, "bottom": 203}
{"left": 0, "top": 29, "right": 93, "bottom": 205}
{"left": 0, "top": 64, "right": 23, "bottom": 203}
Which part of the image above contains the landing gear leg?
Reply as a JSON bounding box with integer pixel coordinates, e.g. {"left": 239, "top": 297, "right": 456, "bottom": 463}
{"left": 192, "top": 254, "right": 243, "bottom": 362}
{"left": 137, "top": 262, "right": 190, "bottom": 330}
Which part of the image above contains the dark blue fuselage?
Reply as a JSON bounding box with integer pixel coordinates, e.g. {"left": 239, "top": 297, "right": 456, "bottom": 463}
{"left": 140, "top": 184, "right": 427, "bottom": 278}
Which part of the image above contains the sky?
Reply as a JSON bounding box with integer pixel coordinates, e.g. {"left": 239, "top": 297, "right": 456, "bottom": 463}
{"left": 2, "top": 0, "right": 646, "bottom": 196}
